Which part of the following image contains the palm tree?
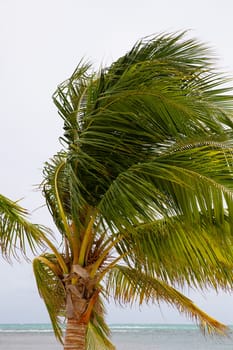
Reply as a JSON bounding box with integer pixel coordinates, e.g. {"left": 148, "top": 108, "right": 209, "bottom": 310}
{"left": 0, "top": 193, "right": 49, "bottom": 260}
{"left": 33, "top": 32, "right": 233, "bottom": 350}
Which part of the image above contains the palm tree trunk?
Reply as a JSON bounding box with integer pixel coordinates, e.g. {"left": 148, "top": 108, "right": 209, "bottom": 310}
{"left": 64, "top": 318, "right": 87, "bottom": 350}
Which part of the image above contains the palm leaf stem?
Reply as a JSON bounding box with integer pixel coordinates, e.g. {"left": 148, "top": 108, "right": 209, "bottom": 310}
{"left": 41, "top": 235, "right": 68, "bottom": 274}
{"left": 76, "top": 85, "right": 88, "bottom": 119}
{"left": 78, "top": 212, "right": 97, "bottom": 266}
{"left": 54, "top": 161, "right": 73, "bottom": 245}
{"left": 70, "top": 222, "right": 81, "bottom": 264}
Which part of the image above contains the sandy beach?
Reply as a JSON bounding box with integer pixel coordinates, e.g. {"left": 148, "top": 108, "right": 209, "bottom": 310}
{"left": 0, "top": 333, "right": 62, "bottom": 350}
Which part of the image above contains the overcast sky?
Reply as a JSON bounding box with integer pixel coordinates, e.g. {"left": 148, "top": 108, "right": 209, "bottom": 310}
{"left": 1, "top": 0, "right": 233, "bottom": 325}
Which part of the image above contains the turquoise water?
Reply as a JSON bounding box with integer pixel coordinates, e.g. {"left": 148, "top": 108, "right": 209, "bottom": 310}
{"left": 0, "top": 323, "right": 233, "bottom": 349}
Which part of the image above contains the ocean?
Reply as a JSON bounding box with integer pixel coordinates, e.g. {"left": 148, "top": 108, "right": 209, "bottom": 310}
{"left": 0, "top": 323, "right": 233, "bottom": 349}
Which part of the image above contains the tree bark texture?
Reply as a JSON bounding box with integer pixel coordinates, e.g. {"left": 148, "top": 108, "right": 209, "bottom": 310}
{"left": 64, "top": 318, "right": 87, "bottom": 350}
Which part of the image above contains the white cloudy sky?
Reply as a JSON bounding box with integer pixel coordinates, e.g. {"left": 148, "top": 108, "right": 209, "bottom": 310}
{"left": 1, "top": 0, "right": 233, "bottom": 325}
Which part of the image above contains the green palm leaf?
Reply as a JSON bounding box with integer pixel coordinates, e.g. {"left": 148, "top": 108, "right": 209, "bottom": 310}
{"left": 0, "top": 194, "right": 49, "bottom": 260}
{"left": 96, "top": 143, "right": 233, "bottom": 232}
{"left": 33, "top": 254, "right": 65, "bottom": 342}
{"left": 42, "top": 152, "right": 70, "bottom": 235}
{"left": 106, "top": 266, "right": 227, "bottom": 334}
{"left": 87, "top": 296, "right": 115, "bottom": 350}
{"left": 87, "top": 323, "right": 115, "bottom": 350}
{"left": 117, "top": 215, "right": 233, "bottom": 290}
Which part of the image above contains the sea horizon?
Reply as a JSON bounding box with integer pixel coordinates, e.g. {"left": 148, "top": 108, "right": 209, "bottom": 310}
{"left": 1, "top": 322, "right": 233, "bottom": 349}
{"left": 0, "top": 322, "right": 232, "bottom": 331}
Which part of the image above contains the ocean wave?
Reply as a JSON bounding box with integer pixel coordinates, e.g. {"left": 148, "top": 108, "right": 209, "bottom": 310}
{"left": 110, "top": 324, "right": 198, "bottom": 331}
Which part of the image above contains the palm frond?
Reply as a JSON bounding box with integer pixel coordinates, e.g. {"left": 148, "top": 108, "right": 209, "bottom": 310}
{"left": 87, "top": 322, "right": 115, "bottom": 350}
{"left": 42, "top": 152, "right": 74, "bottom": 237}
{"left": 107, "top": 31, "right": 212, "bottom": 77}
{"left": 53, "top": 60, "right": 93, "bottom": 147}
{"left": 33, "top": 254, "right": 65, "bottom": 343}
{"left": 97, "top": 141, "right": 233, "bottom": 231}
{"left": 116, "top": 215, "right": 233, "bottom": 291}
{"left": 42, "top": 150, "right": 92, "bottom": 235}
{"left": 87, "top": 296, "right": 115, "bottom": 350}
{"left": 106, "top": 266, "right": 228, "bottom": 335}
{"left": 0, "top": 194, "right": 50, "bottom": 260}
{"left": 151, "top": 144, "right": 233, "bottom": 220}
